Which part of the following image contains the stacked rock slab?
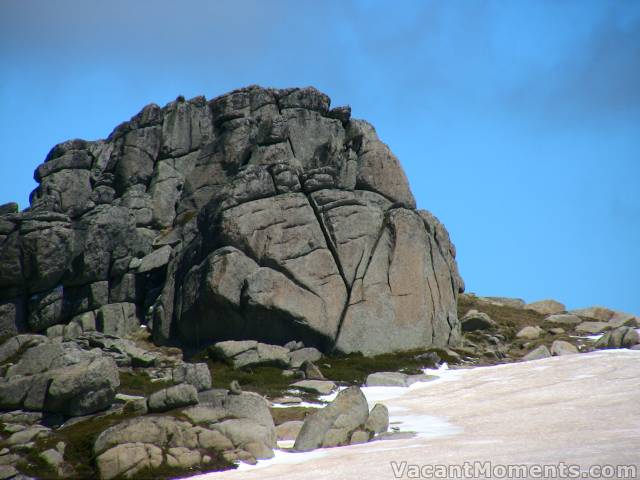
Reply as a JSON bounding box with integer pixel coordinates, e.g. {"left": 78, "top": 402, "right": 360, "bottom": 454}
{"left": 0, "top": 86, "right": 464, "bottom": 356}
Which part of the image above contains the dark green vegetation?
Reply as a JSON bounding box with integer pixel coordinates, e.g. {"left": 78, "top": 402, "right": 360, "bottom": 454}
{"left": 321, "top": 350, "right": 442, "bottom": 385}
{"left": 207, "top": 359, "right": 295, "bottom": 398}
{"left": 118, "top": 370, "right": 173, "bottom": 396}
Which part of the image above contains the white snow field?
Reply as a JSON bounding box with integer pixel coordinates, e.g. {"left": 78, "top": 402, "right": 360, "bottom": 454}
{"left": 189, "top": 350, "right": 640, "bottom": 480}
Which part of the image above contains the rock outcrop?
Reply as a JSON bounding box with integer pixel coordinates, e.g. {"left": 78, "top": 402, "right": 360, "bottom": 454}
{"left": 0, "top": 86, "right": 464, "bottom": 356}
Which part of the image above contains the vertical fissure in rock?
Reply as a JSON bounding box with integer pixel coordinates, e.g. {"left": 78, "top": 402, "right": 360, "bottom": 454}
{"left": 306, "top": 196, "right": 349, "bottom": 291}
{"left": 359, "top": 212, "right": 390, "bottom": 284}
{"left": 446, "top": 313, "right": 455, "bottom": 345}
{"left": 287, "top": 136, "right": 297, "bottom": 159}
{"left": 332, "top": 248, "right": 366, "bottom": 348}
{"left": 418, "top": 232, "right": 437, "bottom": 345}
{"left": 427, "top": 235, "right": 443, "bottom": 308}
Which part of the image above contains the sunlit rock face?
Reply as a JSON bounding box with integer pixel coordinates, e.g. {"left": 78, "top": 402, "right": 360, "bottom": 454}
{"left": 0, "top": 86, "right": 464, "bottom": 355}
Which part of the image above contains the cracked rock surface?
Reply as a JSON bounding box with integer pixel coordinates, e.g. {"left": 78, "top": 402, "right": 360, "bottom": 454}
{"left": 0, "top": 86, "right": 464, "bottom": 355}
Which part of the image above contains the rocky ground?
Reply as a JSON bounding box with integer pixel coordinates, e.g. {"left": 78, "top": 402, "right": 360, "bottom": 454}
{"left": 0, "top": 86, "right": 637, "bottom": 479}
{"left": 203, "top": 350, "right": 640, "bottom": 480}
{"left": 0, "top": 294, "right": 637, "bottom": 480}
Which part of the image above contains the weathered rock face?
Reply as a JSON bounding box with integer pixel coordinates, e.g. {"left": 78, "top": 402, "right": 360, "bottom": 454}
{"left": 0, "top": 86, "right": 464, "bottom": 356}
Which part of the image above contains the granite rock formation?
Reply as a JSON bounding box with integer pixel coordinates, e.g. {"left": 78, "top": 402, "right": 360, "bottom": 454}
{"left": 0, "top": 86, "right": 464, "bottom": 356}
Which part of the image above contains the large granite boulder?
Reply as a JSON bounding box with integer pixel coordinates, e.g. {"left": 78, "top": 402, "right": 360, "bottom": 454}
{"left": 0, "top": 86, "right": 463, "bottom": 356}
{"left": 0, "top": 336, "right": 119, "bottom": 416}
{"left": 293, "top": 386, "right": 389, "bottom": 451}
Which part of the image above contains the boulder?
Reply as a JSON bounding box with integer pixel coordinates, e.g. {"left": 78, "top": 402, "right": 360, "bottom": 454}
{"left": 545, "top": 314, "right": 583, "bottom": 326}
{"left": 210, "top": 340, "right": 295, "bottom": 369}
{"left": 114, "top": 394, "right": 148, "bottom": 415}
{"left": 94, "top": 415, "right": 234, "bottom": 466}
{"left": 96, "top": 442, "right": 163, "bottom": 480}
{"left": 166, "top": 447, "right": 202, "bottom": 469}
{"left": 45, "top": 356, "right": 120, "bottom": 416}
{"left": 482, "top": 296, "right": 526, "bottom": 308}
{"left": 575, "top": 322, "right": 611, "bottom": 335}
{"left": 216, "top": 392, "right": 275, "bottom": 430}
{"left": 147, "top": 384, "right": 199, "bottom": 412}
{"left": 525, "top": 300, "right": 565, "bottom": 315}
{"left": 288, "top": 347, "right": 323, "bottom": 368}
{"left": 364, "top": 403, "right": 389, "bottom": 434}
{"left": 294, "top": 386, "right": 369, "bottom": 452}
{"left": 595, "top": 326, "right": 639, "bottom": 349}
{"left": 516, "top": 326, "right": 543, "bottom": 340}
{"left": 212, "top": 418, "right": 275, "bottom": 450}
{"left": 460, "top": 310, "right": 496, "bottom": 331}
{"left": 349, "top": 430, "right": 371, "bottom": 445}
{"left": 96, "top": 303, "right": 139, "bottom": 337}
{"left": 291, "top": 380, "right": 337, "bottom": 395}
{"left": 607, "top": 314, "right": 639, "bottom": 329}
{"left": 137, "top": 245, "right": 172, "bottom": 273}
{"left": 276, "top": 421, "right": 304, "bottom": 441}
{"left": 550, "top": 340, "right": 579, "bottom": 356}
{"left": 0, "top": 297, "right": 27, "bottom": 338}
{"left": 365, "top": 372, "right": 436, "bottom": 388}
{"left": 0, "top": 339, "right": 120, "bottom": 416}
{"left": 301, "top": 361, "right": 325, "bottom": 380}
{"left": 522, "top": 345, "right": 551, "bottom": 361}
{"left": 210, "top": 340, "right": 258, "bottom": 360}
{"left": 180, "top": 405, "right": 228, "bottom": 425}
{"left": 569, "top": 306, "right": 616, "bottom": 322}
{"left": 171, "top": 363, "right": 212, "bottom": 391}
{"left": 27, "top": 287, "right": 64, "bottom": 332}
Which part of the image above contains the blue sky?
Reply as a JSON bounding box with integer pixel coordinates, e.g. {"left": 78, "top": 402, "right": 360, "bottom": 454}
{"left": 1, "top": 0, "right": 639, "bottom": 314}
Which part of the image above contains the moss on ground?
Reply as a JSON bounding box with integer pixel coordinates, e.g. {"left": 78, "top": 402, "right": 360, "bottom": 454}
{"left": 321, "top": 349, "right": 445, "bottom": 385}
{"left": 117, "top": 370, "right": 173, "bottom": 396}
{"left": 206, "top": 359, "right": 294, "bottom": 398}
